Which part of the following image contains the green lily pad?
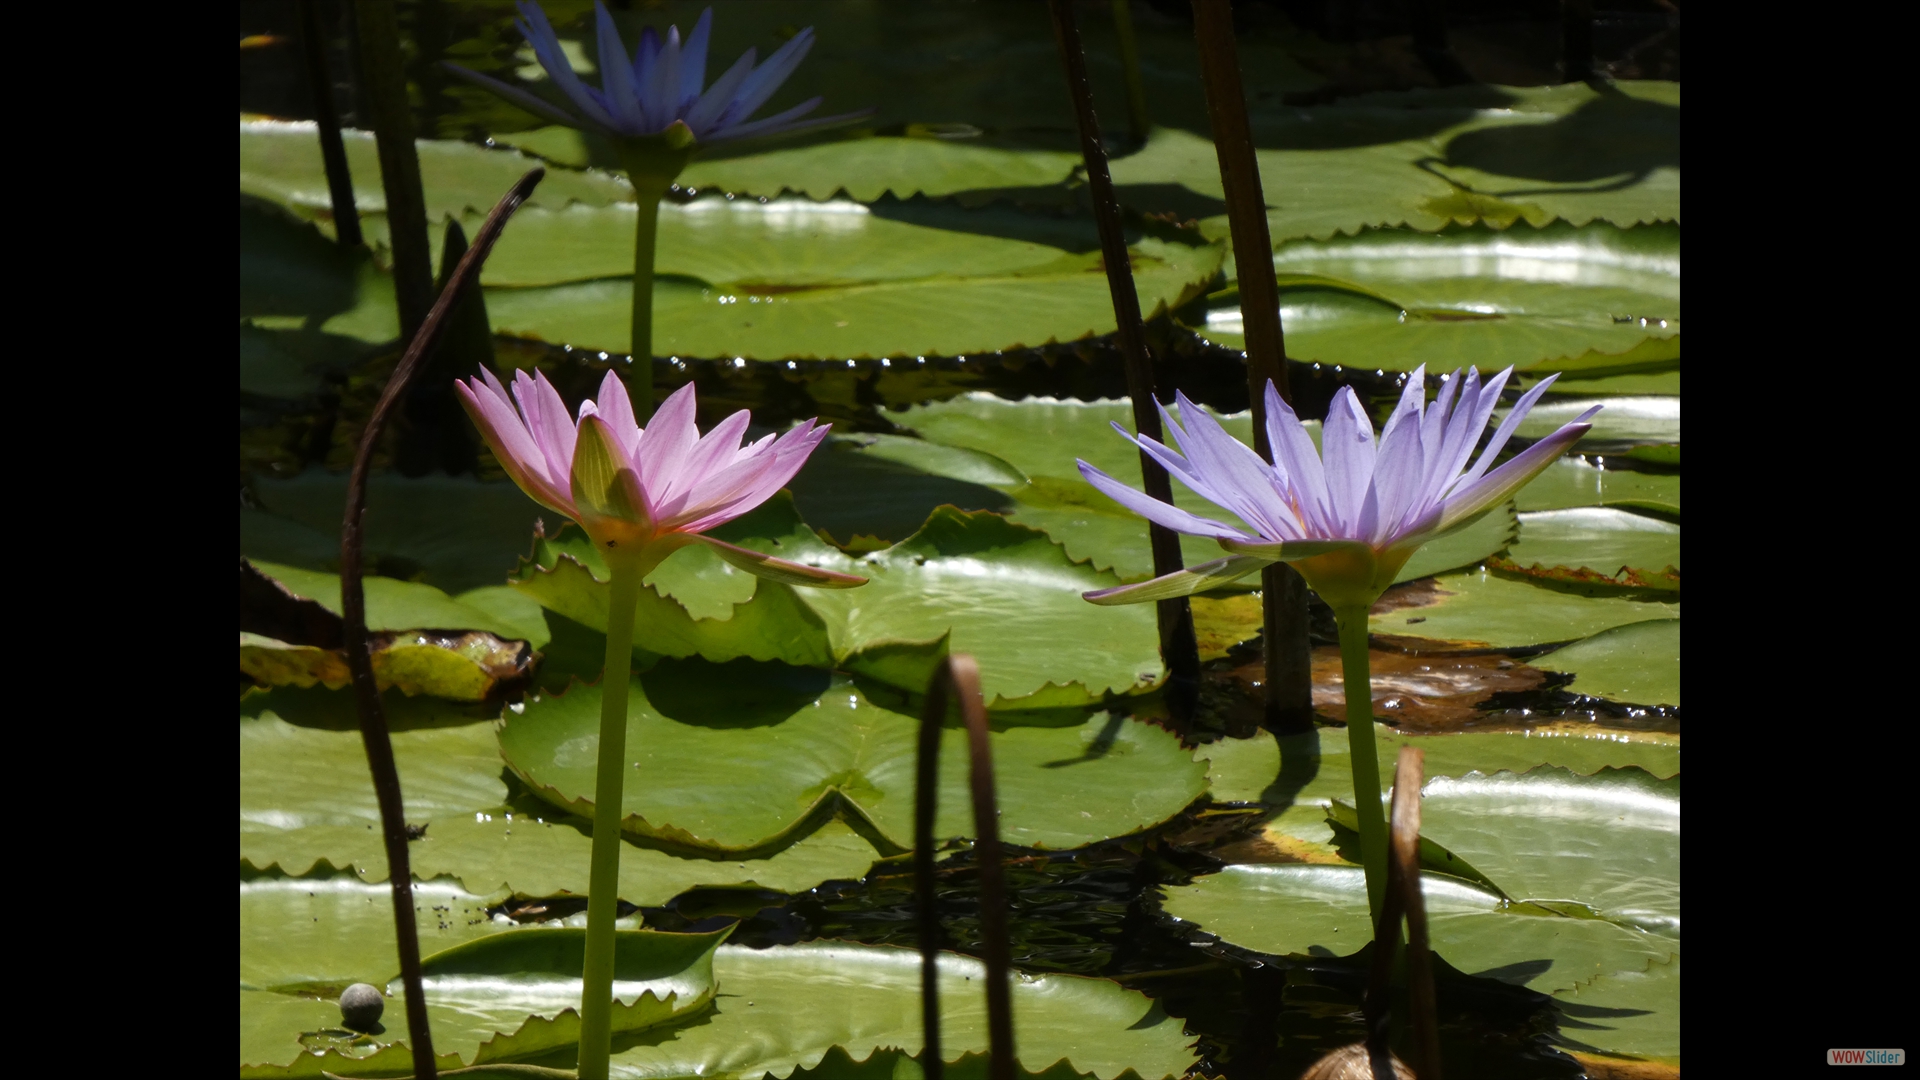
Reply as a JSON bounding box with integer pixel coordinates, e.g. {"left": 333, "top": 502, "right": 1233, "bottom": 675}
{"left": 1191, "top": 221, "right": 1678, "bottom": 375}
{"left": 1506, "top": 396, "right": 1678, "bottom": 447}
{"left": 1197, "top": 723, "right": 1679, "bottom": 806}
{"left": 1551, "top": 953, "right": 1680, "bottom": 1062}
{"left": 513, "top": 496, "right": 1165, "bottom": 709}
{"left": 1111, "top": 83, "right": 1677, "bottom": 242}
{"left": 597, "top": 941, "right": 1197, "bottom": 1080}
{"left": 479, "top": 235, "right": 1223, "bottom": 361}
{"left": 1162, "top": 766, "right": 1677, "bottom": 997}
{"left": 245, "top": 471, "right": 556, "bottom": 597}
{"left": 786, "top": 432, "right": 1021, "bottom": 546}
{"left": 498, "top": 665, "right": 1207, "bottom": 854}
{"left": 239, "top": 118, "right": 633, "bottom": 218}
{"left": 1527, "top": 367, "right": 1679, "bottom": 397}
{"left": 240, "top": 924, "right": 727, "bottom": 1078}
{"left": 240, "top": 692, "right": 884, "bottom": 902}
{"left": 1496, "top": 508, "right": 1679, "bottom": 592}
{"left": 1367, "top": 568, "right": 1677, "bottom": 649}
{"left": 1515, "top": 457, "right": 1679, "bottom": 518}
{"left": 1532, "top": 619, "right": 1680, "bottom": 707}
{"left": 247, "top": 560, "right": 540, "bottom": 642}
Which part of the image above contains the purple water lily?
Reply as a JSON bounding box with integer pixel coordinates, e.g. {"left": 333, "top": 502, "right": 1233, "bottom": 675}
{"left": 448, "top": 1, "right": 868, "bottom": 144}
{"left": 1079, "top": 366, "right": 1600, "bottom": 611}
{"left": 457, "top": 367, "right": 865, "bottom": 587}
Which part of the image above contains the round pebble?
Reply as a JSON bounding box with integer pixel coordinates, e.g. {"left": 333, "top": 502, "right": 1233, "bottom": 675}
{"left": 339, "top": 983, "right": 385, "bottom": 1031}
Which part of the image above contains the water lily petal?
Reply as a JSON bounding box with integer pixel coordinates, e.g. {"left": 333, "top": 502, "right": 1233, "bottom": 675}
{"left": 1077, "top": 461, "right": 1253, "bottom": 542}
{"left": 677, "top": 8, "right": 712, "bottom": 114}
{"left": 671, "top": 422, "right": 827, "bottom": 533}
{"left": 570, "top": 414, "right": 655, "bottom": 537}
{"left": 1435, "top": 405, "right": 1598, "bottom": 532}
{"left": 706, "top": 96, "right": 824, "bottom": 143}
{"left": 716, "top": 27, "right": 815, "bottom": 129}
{"left": 684, "top": 46, "right": 757, "bottom": 135}
{"left": 455, "top": 374, "right": 572, "bottom": 515}
{"left": 594, "top": 1, "right": 649, "bottom": 133}
{"left": 1218, "top": 536, "right": 1375, "bottom": 562}
{"left": 441, "top": 63, "right": 592, "bottom": 130}
{"left": 1320, "top": 386, "right": 1377, "bottom": 536}
{"left": 1369, "top": 368, "right": 1430, "bottom": 543}
{"left": 691, "top": 534, "right": 867, "bottom": 589}
{"left": 1171, "top": 393, "right": 1297, "bottom": 541}
{"left": 592, "top": 370, "right": 642, "bottom": 461}
{"left": 1264, "top": 382, "right": 1333, "bottom": 535}
{"left": 513, "top": 1, "right": 621, "bottom": 131}
{"left": 645, "top": 25, "right": 682, "bottom": 134}
{"left": 1458, "top": 372, "right": 1557, "bottom": 490}
{"left": 634, "top": 381, "right": 701, "bottom": 491}
{"left": 513, "top": 369, "right": 579, "bottom": 490}
{"left": 1082, "top": 554, "right": 1267, "bottom": 606}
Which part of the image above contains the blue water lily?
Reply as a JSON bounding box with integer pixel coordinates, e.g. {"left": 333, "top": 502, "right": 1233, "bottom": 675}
{"left": 449, "top": 1, "right": 869, "bottom": 144}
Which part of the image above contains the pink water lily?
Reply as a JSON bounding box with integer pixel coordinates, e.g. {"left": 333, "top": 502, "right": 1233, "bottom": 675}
{"left": 457, "top": 368, "right": 865, "bottom": 588}
{"left": 1079, "top": 366, "right": 1600, "bottom": 611}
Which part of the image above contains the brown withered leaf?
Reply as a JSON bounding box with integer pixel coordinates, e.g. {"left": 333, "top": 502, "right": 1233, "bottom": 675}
{"left": 239, "top": 630, "right": 535, "bottom": 701}
{"left": 1226, "top": 647, "right": 1548, "bottom": 733}
{"left": 1488, "top": 556, "right": 1680, "bottom": 594}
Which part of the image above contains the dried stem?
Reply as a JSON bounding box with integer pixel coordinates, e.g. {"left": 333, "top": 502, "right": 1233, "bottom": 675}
{"left": 338, "top": 167, "right": 544, "bottom": 1080}
{"left": 351, "top": 0, "right": 434, "bottom": 343}
{"left": 1049, "top": 0, "right": 1201, "bottom": 724}
{"left": 1363, "top": 747, "right": 1443, "bottom": 1079}
{"left": 1189, "top": 0, "right": 1314, "bottom": 734}
{"left": 296, "top": 0, "right": 362, "bottom": 248}
{"left": 915, "top": 655, "right": 1014, "bottom": 1080}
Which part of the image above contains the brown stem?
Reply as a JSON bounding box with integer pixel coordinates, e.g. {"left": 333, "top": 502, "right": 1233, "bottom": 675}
{"left": 1109, "top": 0, "right": 1152, "bottom": 143}
{"left": 1049, "top": 0, "right": 1200, "bottom": 725}
{"left": 1189, "top": 0, "right": 1313, "bottom": 734}
{"left": 1364, "top": 746, "right": 1442, "bottom": 1079}
{"left": 915, "top": 654, "right": 1014, "bottom": 1080}
{"left": 351, "top": 0, "right": 434, "bottom": 344}
{"left": 1391, "top": 748, "right": 1443, "bottom": 1080}
{"left": 339, "top": 167, "right": 544, "bottom": 1080}
{"left": 296, "top": 0, "right": 362, "bottom": 248}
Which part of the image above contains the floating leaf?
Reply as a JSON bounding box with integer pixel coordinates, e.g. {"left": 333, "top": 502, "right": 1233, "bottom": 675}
{"left": 1493, "top": 507, "right": 1679, "bottom": 593}
{"left": 240, "top": 629, "right": 532, "bottom": 701}
{"left": 513, "top": 496, "right": 1165, "bottom": 709}
{"left": 1191, "top": 221, "right": 1678, "bottom": 375}
{"left": 1533, "top": 619, "right": 1680, "bottom": 707}
{"left": 1161, "top": 767, "right": 1677, "bottom": 999}
{"left": 240, "top": 686, "right": 884, "bottom": 900}
{"left": 247, "top": 560, "right": 538, "bottom": 642}
{"left": 1506, "top": 396, "right": 1678, "bottom": 447}
{"left": 498, "top": 665, "right": 1206, "bottom": 854}
{"left": 1515, "top": 456, "right": 1678, "bottom": 518}
{"left": 1551, "top": 953, "right": 1680, "bottom": 1062}
{"left": 599, "top": 942, "right": 1197, "bottom": 1080}
{"left": 239, "top": 924, "right": 727, "bottom": 1077}
{"left": 480, "top": 236, "right": 1223, "bottom": 360}
{"left": 1365, "top": 568, "right": 1678, "bottom": 649}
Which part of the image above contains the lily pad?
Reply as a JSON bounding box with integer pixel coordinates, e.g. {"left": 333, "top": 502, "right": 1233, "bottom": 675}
{"left": 1515, "top": 456, "right": 1679, "bottom": 518}
{"left": 512, "top": 496, "right": 1166, "bottom": 709}
{"left": 240, "top": 629, "right": 532, "bottom": 701}
{"left": 480, "top": 235, "right": 1223, "bottom": 361}
{"left": 1532, "top": 619, "right": 1680, "bottom": 707}
{"left": 1161, "top": 766, "right": 1677, "bottom": 997}
{"left": 598, "top": 941, "right": 1197, "bottom": 1080}
{"left": 246, "top": 560, "right": 540, "bottom": 642}
{"left": 1551, "top": 953, "right": 1680, "bottom": 1062}
{"left": 1111, "top": 83, "right": 1677, "bottom": 242}
{"left": 240, "top": 924, "right": 727, "bottom": 1078}
{"left": 1495, "top": 507, "right": 1679, "bottom": 592}
{"left": 497, "top": 665, "right": 1207, "bottom": 854}
{"left": 1366, "top": 567, "right": 1678, "bottom": 649}
{"left": 239, "top": 118, "right": 633, "bottom": 217}
{"left": 1506, "top": 396, "right": 1678, "bottom": 447}
{"left": 239, "top": 691, "right": 884, "bottom": 902}
{"left": 502, "top": 128, "right": 1084, "bottom": 204}
{"left": 1191, "top": 221, "right": 1678, "bottom": 375}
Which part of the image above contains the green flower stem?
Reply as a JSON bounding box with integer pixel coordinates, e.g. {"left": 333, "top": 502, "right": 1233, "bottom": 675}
{"left": 1336, "top": 605, "right": 1390, "bottom": 923}
{"left": 625, "top": 172, "right": 672, "bottom": 419}
{"left": 576, "top": 550, "right": 646, "bottom": 1080}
